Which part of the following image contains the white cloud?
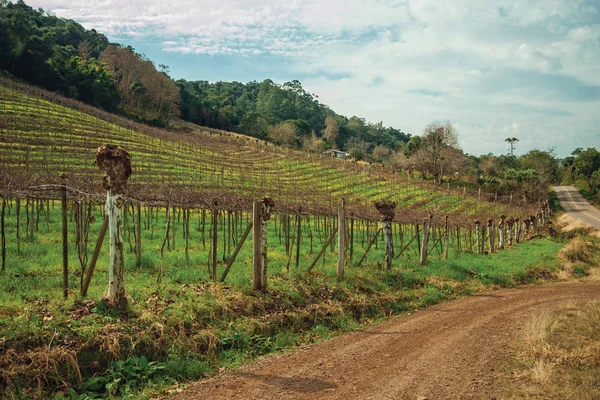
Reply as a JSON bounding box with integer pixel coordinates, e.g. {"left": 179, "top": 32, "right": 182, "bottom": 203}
{"left": 27, "top": 0, "right": 600, "bottom": 156}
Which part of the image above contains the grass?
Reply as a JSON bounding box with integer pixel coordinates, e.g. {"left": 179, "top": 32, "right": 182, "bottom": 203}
{"left": 0, "top": 200, "right": 569, "bottom": 399}
{"left": 500, "top": 300, "right": 600, "bottom": 400}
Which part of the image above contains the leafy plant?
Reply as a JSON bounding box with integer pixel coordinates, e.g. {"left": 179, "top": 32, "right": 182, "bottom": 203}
{"left": 77, "top": 356, "right": 164, "bottom": 398}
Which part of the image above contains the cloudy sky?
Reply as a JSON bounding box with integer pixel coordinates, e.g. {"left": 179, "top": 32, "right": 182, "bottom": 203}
{"left": 28, "top": 0, "right": 600, "bottom": 157}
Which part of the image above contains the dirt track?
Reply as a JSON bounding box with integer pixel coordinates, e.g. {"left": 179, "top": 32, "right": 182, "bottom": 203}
{"left": 175, "top": 280, "right": 600, "bottom": 400}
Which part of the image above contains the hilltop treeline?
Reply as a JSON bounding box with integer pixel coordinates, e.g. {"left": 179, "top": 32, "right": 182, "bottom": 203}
{"left": 0, "top": 0, "right": 409, "bottom": 153}
{"left": 177, "top": 78, "right": 410, "bottom": 152}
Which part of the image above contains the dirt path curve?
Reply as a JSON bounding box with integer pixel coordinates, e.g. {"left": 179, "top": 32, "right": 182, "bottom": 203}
{"left": 553, "top": 186, "right": 600, "bottom": 230}
{"left": 175, "top": 281, "right": 600, "bottom": 400}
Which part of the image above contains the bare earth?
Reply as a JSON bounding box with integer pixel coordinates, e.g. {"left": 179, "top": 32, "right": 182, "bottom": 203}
{"left": 174, "top": 280, "right": 600, "bottom": 400}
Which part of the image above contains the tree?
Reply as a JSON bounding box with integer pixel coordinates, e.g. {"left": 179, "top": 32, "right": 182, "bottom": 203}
{"left": 571, "top": 148, "right": 600, "bottom": 193}
{"left": 505, "top": 137, "right": 519, "bottom": 156}
{"left": 416, "top": 122, "right": 460, "bottom": 182}
{"left": 266, "top": 122, "right": 298, "bottom": 147}
{"left": 519, "top": 149, "right": 559, "bottom": 185}
{"left": 322, "top": 114, "right": 339, "bottom": 149}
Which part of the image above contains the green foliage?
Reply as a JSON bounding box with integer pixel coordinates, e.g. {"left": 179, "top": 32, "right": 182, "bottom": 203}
{"left": 76, "top": 356, "right": 165, "bottom": 398}
{"left": 176, "top": 78, "right": 410, "bottom": 156}
{"left": 568, "top": 148, "right": 600, "bottom": 194}
{"left": 0, "top": 0, "right": 116, "bottom": 109}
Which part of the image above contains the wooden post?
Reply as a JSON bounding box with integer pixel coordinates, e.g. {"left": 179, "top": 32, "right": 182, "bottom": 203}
{"left": 420, "top": 218, "right": 429, "bottom": 266}
{"left": 220, "top": 222, "right": 253, "bottom": 282}
{"left": 375, "top": 201, "right": 396, "bottom": 270}
{"left": 498, "top": 215, "right": 506, "bottom": 250}
{"left": 295, "top": 206, "right": 301, "bottom": 269}
{"left": 260, "top": 196, "right": 274, "bottom": 290}
{"left": 444, "top": 215, "right": 449, "bottom": 260}
{"left": 349, "top": 216, "right": 354, "bottom": 263}
{"left": 415, "top": 221, "right": 421, "bottom": 255}
{"left": 61, "top": 175, "right": 68, "bottom": 299}
{"left": 136, "top": 202, "right": 142, "bottom": 266}
{"left": 475, "top": 220, "right": 481, "bottom": 255}
{"left": 308, "top": 226, "right": 339, "bottom": 272}
{"left": 81, "top": 215, "right": 109, "bottom": 297}
{"left": 0, "top": 195, "right": 5, "bottom": 275}
{"left": 487, "top": 218, "right": 495, "bottom": 254}
{"left": 337, "top": 199, "right": 346, "bottom": 280}
{"left": 211, "top": 208, "right": 218, "bottom": 281}
{"left": 96, "top": 145, "right": 131, "bottom": 310}
{"left": 15, "top": 197, "right": 20, "bottom": 253}
{"left": 252, "top": 202, "right": 262, "bottom": 291}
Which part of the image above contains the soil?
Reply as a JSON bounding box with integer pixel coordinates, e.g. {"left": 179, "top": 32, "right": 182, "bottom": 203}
{"left": 173, "top": 280, "right": 600, "bottom": 400}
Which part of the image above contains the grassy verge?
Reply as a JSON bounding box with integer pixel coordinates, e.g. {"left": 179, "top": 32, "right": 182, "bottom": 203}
{"left": 497, "top": 235, "right": 600, "bottom": 399}
{"left": 0, "top": 231, "right": 567, "bottom": 399}
{"left": 500, "top": 299, "right": 600, "bottom": 400}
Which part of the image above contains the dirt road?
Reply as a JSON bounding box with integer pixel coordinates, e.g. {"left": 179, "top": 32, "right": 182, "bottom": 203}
{"left": 175, "top": 281, "right": 600, "bottom": 400}
{"left": 554, "top": 186, "right": 600, "bottom": 230}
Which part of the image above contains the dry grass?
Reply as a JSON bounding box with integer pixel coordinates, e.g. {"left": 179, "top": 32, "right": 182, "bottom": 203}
{"left": 501, "top": 301, "right": 600, "bottom": 399}
{"left": 556, "top": 213, "right": 600, "bottom": 238}
{"left": 558, "top": 238, "right": 592, "bottom": 264}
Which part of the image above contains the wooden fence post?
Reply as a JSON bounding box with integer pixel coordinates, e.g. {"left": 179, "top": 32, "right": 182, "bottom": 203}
{"left": 96, "top": 145, "right": 131, "bottom": 310}
{"left": 261, "top": 196, "right": 274, "bottom": 291}
{"left": 253, "top": 201, "right": 262, "bottom": 291}
{"left": 1, "top": 195, "right": 5, "bottom": 275}
{"left": 211, "top": 207, "right": 218, "bottom": 281}
{"left": 337, "top": 199, "right": 346, "bottom": 280}
{"left": 498, "top": 215, "right": 506, "bottom": 249}
{"left": 375, "top": 201, "right": 396, "bottom": 270}
{"left": 81, "top": 215, "right": 109, "bottom": 297}
{"left": 487, "top": 218, "right": 495, "bottom": 254}
{"left": 444, "top": 215, "right": 449, "bottom": 260}
{"left": 475, "top": 220, "right": 481, "bottom": 255}
{"left": 420, "top": 218, "right": 429, "bottom": 266}
{"left": 136, "top": 202, "right": 142, "bottom": 266}
{"left": 295, "top": 206, "right": 302, "bottom": 269}
{"left": 60, "top": 174, "right": 68, "bottom": 299}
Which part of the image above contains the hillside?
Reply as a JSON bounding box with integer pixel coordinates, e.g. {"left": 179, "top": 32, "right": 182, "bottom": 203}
{"left": 0, "top": 78, "right": 530, "bottom": 223}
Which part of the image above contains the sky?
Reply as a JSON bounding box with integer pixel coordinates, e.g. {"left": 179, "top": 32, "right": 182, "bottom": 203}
{"left": 27, "top": 0, "right": 600, "bottom": 158}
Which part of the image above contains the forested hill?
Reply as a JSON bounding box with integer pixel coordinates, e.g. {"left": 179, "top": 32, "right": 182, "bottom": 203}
{"left": 0, "top": 0, "right": 410, "bottom": 156}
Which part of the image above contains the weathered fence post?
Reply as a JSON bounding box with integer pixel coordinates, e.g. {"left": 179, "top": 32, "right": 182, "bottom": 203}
{"left": 136, "top": 202, "right": 142, "bottom": 266}
{"left": 0, "top": 195, "right": 5, "bottom": 275}
{"left": 487, "top": 218, "right": 495, "bottom": 254}
{"left": 81, "top": 215, "right": 109, "bottom": 297}
{"left": 60, "top": 173, "right": 68, "bottom": 299}
{"left": 375, "top": 201, "right": 396, "bottom": 269}
{"left": 295, "top": 206, "right": 302, "bottom": 269}
{"left": 337, "top": 199, "right": 346, "bottom": 280}
{"left": 252, "top": 202, "right": 262, "bottom": 291}
{"left": 498, "top": 215, "right": 506, "bottom": 250}
{"left": 211, "top": 206, "right": 218, "bottom": 281}
{"left": 420, "top": 217, "right": 429, "bottom": 266}
{"left": 475, "top": 220, "right": 481, "bottom": 255}
{"left": 260, "top": 196, "right": 274, "bottom": 290}
{"left": 96, "top": 145, "right": 131, "bottom": 310}
{"left": 444, "top": 215, "right": 449, "bottom": 260}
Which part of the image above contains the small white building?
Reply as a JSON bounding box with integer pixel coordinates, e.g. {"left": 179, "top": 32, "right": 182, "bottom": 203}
{"left": 326, "top": 149, "right": 351, "bottom": 159}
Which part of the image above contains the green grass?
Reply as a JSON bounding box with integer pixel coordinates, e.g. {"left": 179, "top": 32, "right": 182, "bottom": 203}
{"left": 0, "top": 200, "right": 567, "bottom": 399}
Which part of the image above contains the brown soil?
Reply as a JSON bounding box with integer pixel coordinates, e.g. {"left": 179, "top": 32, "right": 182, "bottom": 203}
{"left": 172, "top": 280, "right": 600, "bottom": 400}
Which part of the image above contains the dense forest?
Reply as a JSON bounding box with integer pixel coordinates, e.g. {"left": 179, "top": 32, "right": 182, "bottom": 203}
{"left": 0, "top": 0, "right": 409, "bottom": 153}
{"left": 1, "top": 0, "right": 599, "bottom": 204}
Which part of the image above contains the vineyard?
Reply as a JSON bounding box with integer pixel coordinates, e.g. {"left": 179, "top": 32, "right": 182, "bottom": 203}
{"left": 0, "top": 77, "right": 557, "bottom": 398}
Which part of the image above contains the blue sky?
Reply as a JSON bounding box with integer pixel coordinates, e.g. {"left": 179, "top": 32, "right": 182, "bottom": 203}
{"left": 29, "top": 0, "right": 600, "bottom": 157}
